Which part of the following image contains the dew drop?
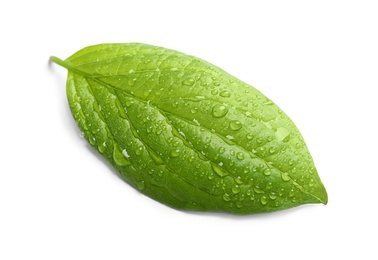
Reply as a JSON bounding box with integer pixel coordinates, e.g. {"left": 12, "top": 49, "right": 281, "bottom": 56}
{"left": 236, "top": 152, "right": 244, "bottom": 160}
{"left": 232, "top": 185, "right": 240, "bottom": 194}
{"left": 223, "top": 193, "right": 231, "bottom": 201}
{"left": 211, "top": 89, "right": 218, "bottom": 95}
{"left": 235, "top": 202, "right": 243, "bottom": 208}
{"left": 235, "top": 176, "right": 243, "bottom": 184}
{"left": 260, "top": 196, "right": 268, "bottom": 205}
{"left": 135, "top": 146, "right": 143, "bottom": 156}
{"left": 125, "top": 100, "right": 133, "bottom": 107}
{"left": 122, "top": 149, "right": 130, "bottom": 158}
{"left": 281, "top": 172, "right": 290, "bottom": 181}
{"left": 269, "top": 147, "right": 276, "bottom": 154}
{"left": 211, "top": 104, "right": 228, "bottom": 118}
{"left": 113, "top": 145, "right": 131, "bottom": 166}
{"left": 269, "top": 192, "right": 277, "bottom": 200}
{"left": 246, "top": 133, "right": 254, "bottom": 140}
{"left": 253, "top": 186, "right": 264, "bottom": 194}
{"left": 220, "top": 90, "right": 231, "bottom": 97}
{"left": 229, "top": 120, "right": 242, "bottom": 130}
{"left": 98, "top": 142, "right": 106, "bottom": 153}
{"left": 190, "top": 107, "right": 198, "bottom": 114}
{"left": 212, "top": 164, "right": 228, "bottom": 177}
{"left": 137, "top": 181, "right": 145, "bottom": 190}
{"left": 182, "top": 78, "right": 195, "bottom": 86}
{"left": 170, "top": 149, "right": 181, "bottom": 158}
{"left": 263, "top": 168, "right": 271, "bottom": 176}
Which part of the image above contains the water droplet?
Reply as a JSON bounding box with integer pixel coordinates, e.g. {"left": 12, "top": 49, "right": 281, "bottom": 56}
{"left": 218, "top": 147, "right": 225, "bottom": 154}
{"left": 212, "top": 164, "right": 228, "bottom": 177}
{"left": 235, "top": 176, "right": 243, "bottom": 184}
{"left": 214, "top": 82, "right": 220, "bottom": 86}
{"left": 256, "top": 137, "right": 263, "bottom": 144}
{"left": 220, "top": 91, "right": 231, "bottom": 97}
{"left": 125, "top": 100, "right": 133, "bottom": 107}
{"left": 269, "top": 147, "right": 276, "bottom": 154}
{"left": 253, "top": 186, "right": 264, "bottom": 194}
{"left": 98, "top": 142, "right": 107, "bottom": 153}
{"left": 236, "top": 152, "right": 244, "bottom": 160}
{"left": 135, "top": 146, "right": 143, "bottom": 156}
{"left": 232, "top": 185, "right": 240, "bottom": 194}
{"left": 113, "top": 145, "right": 131, "bottom": 166}
{"left": 281, "top": 172, "right": 290, "bottom": 181}
{"left": 211, "top": 104, "right": 228, "bottom": 118}
{"left": 260, "top": 196, "right": 268, "bottom": 205}
{"left": 128, "top": 69, "right": 135, "bottom": 74}
{"left": 264, "top": 99, "right": 273, "bottom": 105}
{"left": 229, "top": 120, "right": 242, "bottom": 130}
{"left": 235, "top": 202, "right": 243, "bottom": 208}
{"left": 246, "top": 133, "right": 254, "bottom": 140}
{"left": 122, "top": 149, "right": 130, "bottom": 158}
{"left": 223, "top": 193, "right": 231, "bottom": 201}
{"left": 190, "top": 107, "right": 198, "bottom": 114}
{"left": 137, "top": 181, "right": 145, "bottom": 190}
{"left": 263, "top": 169, "right": 271, "bottom": 176}
{"left": 170, "top": 149, "right": 181, "bottom": 158}
{"left": 211, "top": 89, "right": 218, "bottom": 95}
{"left": 182, "top": 78, "right": 195, "bottom": 86}
{"left": 269, "top": 192, "right": 277, "bottom": 200}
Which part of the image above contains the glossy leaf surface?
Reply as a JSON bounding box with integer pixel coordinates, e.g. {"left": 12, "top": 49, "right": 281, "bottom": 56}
{"left": 51, "top": 43, "right": 327, "bottom": 214}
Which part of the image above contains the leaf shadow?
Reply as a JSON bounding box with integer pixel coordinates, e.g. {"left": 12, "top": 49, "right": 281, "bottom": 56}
{"left": 182, "top": 203, "right": 321, "bottom": 220}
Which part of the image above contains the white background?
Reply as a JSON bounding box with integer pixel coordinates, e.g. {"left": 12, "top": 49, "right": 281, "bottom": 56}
{"left": 1, "top": 0, "right": 377, "bottom": 259}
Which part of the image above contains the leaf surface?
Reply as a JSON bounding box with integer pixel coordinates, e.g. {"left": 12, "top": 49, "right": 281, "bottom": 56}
{"left": 51, "top": 43, "right": 327, "bottom": 214}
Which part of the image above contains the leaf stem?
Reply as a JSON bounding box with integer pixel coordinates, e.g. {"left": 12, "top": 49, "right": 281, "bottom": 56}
{"left": 50, "top": 56, "right": 92, "bottom": 77}
{"left": 50, "top": 56, "right": 70, "bottom": 69}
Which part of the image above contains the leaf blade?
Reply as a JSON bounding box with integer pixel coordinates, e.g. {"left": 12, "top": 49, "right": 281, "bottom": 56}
{"left": 54, "top": 43, "right": 327, "bottom": 214}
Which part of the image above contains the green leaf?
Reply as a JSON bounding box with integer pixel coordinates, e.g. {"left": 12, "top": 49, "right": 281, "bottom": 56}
{"left": 51, "top": 43, "right": 327, "bottom": 214}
